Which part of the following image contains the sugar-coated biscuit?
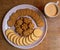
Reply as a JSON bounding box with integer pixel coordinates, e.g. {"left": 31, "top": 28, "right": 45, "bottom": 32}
{"left": 23, "top": 29, "right": 33, "bottom": 36}
{"left": 29, "top": 22, "right": 34, "bottom": 29}
{"left": 15, "top": 27, "right": 23, "bottom": 36}
{"left": 22, "top": 23, "right": 28, "bottom": 31}
{"left": 24, "top": 17, "right": 32, "bottom": 24}
{"left": 16, "top": 18, "right": 23, "bottom": 26}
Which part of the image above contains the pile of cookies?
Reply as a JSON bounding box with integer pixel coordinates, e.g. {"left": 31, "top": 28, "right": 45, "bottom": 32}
{"left": 5, "top": 28, "right": 43, "bottom": 46}
{"left": 6, "top": 8, "right": 44, "bottom": 46}
{"left": 14, "top": 17, "right": 34, "bottom": 36}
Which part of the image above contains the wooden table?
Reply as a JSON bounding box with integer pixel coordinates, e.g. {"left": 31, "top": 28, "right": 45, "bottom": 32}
{"left": 0, "top": 0, "right": 60, "bottom": 50}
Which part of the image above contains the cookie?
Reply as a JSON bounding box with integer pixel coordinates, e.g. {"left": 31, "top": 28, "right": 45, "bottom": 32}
{"left": 16, "top": 18, "right": 23, "bottom": 26}
{"left": 21, "top": 9, "right": 27, "bottom": 16}
{"left": 26, "top": 9, "right": 32, "bottom": 15}
{"left": 15, "top": 27, "right": 23, "bottom": 36}
{"left": 22, "top": 23, "right": 28, "bottom": 31}
{"left": 7, "top": 19, "right": 14, "bottom": 27}
{"left": 29, "top": 22, "right": 34, "bottom": 29}
{"left": 7, "top": 11, "right": 20, "bottom": 27}
{"left": 33, "top": 28, "right": 43, "bottom": 37}
{"left": 23, "top": 29, "right": 33, "bottom": 36}
{"left": 24, "top": 17, "right": 32, "bottom": 24}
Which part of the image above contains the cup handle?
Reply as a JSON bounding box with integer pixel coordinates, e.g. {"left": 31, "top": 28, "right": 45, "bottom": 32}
{"left": 56, "top": 1, "right": 59, "bottom": 5}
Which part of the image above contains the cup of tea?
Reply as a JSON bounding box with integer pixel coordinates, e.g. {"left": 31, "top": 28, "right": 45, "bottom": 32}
{"left": 44, "top": 1, "right": 59, "bottom": 17}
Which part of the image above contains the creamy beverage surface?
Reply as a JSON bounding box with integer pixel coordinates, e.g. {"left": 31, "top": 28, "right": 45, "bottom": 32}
{"left": 45, "top": 4, "right": 58, "bottom": 17}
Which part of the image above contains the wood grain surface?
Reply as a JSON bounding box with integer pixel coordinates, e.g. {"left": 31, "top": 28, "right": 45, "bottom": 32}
{"left": 0, "top": 0, "right": 60, "bottom": 50}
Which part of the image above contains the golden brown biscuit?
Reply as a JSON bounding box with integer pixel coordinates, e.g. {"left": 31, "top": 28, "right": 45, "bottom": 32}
{"left": 26, "top": 9, "right": 32, "bottom": 15}
{"left": 7, "top": 12, "right": 19, "bottom": 27}
{"left": 7, "top": 19, "right": 15, "bottom": 27}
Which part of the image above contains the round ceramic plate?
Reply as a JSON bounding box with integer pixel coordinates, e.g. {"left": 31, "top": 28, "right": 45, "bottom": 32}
{"left": 2, "top": 4, "right": 47, "bottom": 49}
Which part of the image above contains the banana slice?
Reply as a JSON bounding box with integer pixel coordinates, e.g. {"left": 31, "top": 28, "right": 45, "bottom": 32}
{"left": 34, "top": 28, "right": 43, "bottom": 37}
{"left": 23, "top": 37, "right": 29, "bottom": 46}
{"left": 25, "top": 37, "right": 33, "bottom": 45}
{"left": 5, "top": 29, "right": 14, "bottom": 36}
{"left": 16, "top": 37, "right": 21, "bottom": 46}
{"left": 30, "top": 33, "right": 39, "bottom": 41}
{"left": 7, "top": 33, "right": 14, "bottom": 40}
{"left": 28, "top": 35, "right": 34, "bottom": 43}
{"left": 13, "top": 36, "right": 19, "bottom": 44}
{"left": 10, "top": 34, "right": 17, "bottom": 42}
{"left": 19, "top": 37, "right": 24, "bottom": 46}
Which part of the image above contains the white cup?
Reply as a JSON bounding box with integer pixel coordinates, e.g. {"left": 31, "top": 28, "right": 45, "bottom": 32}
{"left": 44, "top": 1, "right": 59, "bottom": 17}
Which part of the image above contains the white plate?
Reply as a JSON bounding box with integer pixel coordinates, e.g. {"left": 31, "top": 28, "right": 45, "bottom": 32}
{"left": 2, "top": 4, "right": 47, "bottom": 49}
